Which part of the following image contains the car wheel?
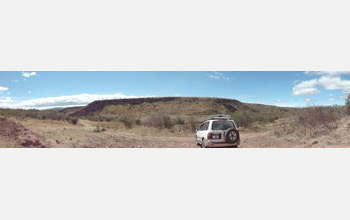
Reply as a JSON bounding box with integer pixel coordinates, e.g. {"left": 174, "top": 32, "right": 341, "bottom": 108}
{"left": 196, "top": 136, "right": 200, "bottom": 146}
{"left": 201, "top": 139, "right": 206, "bottom": 148}
{"left": 225, "top": 128, "right": 239, "bottom": 144}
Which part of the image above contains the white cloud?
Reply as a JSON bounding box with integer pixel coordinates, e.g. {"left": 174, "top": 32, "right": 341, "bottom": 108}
{"left": 11, "top": 80, "right": 19, "bottom": 83}
{"left": 0, "top": 97, "right": 13, "bottom": 105}
{"left": 305, "top": 71, "right": 350, "bottom": 76}
{"left": 292, "top": 71, "right": 350, "bottom": 96}
{"left": 292, "top": 79, "right": 320, "bottom": 96}
{"left": 207, "top": 74, "right": 220, "bottom": 79}
{"left": 270, "top": 99, "right": 287, "bottom": 104}
{"left": 0, "top": 86, "right": 9, "bottom": 94}
{"left": 0, "top": 93, "right": 138, "bottom": 110}
{"left": 28, "top": 91, "right": 32, "bottom": 94}
{"left": 207, "top": 71, "right": 231, "bottom": 81}
{"left": 22, "top": 72, "right": 37, "bottom": 78}
{"left": 304, "top": 97, "right": 313, "bottom": 102}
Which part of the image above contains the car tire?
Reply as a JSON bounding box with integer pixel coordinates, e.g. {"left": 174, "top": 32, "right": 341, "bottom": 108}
{"left": 196, "top": 136, "right": 201, "bottom": 146}
{"left": 225, "top": 128, "right": 239, "bottom": 144}
{"left": 201, "top": 139, "right": 206, "bottom": 148}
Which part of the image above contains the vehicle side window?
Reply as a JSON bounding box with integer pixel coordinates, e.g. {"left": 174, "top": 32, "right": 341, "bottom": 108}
{"left": 203, "top": 122, "right": 209, "bottom": 130}
{"left": 200, "top": 122, "right": 209, "bottom": 130}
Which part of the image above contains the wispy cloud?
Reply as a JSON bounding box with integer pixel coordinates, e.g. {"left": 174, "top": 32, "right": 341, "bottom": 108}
{"left": 292, "top": 71, "right": 350, "bottom": 96}
{"left": 304, "top": 97, "right": 313, "bottom": 102}
{"left": 0, "top": 86, "right": 9, "bottom": 94}
{"left": 206, "top": 71, "right": 231, "bottom": 81}
{"left": 270, "top": 99, "right": 287, "bottom": 104}
{"left": 206, "top": 74, "right": 220, "bottom": 79}
{"left": 0, "top": 93, "right": 139, "bottom": 110}
{"left": 0, "top": 97, "right": 13, "bottom": 104}
{"left": 11, "top": 79, "right": 19, "bottom": 83}
{"left": 22, "top": 71, "right": 37, "bottom": 78}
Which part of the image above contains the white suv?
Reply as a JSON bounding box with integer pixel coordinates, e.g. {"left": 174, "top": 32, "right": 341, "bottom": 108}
{"left": 196, "top": 115, "right": 240, "bottom": 148}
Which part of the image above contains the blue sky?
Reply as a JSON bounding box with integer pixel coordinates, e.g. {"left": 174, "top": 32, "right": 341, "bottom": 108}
{"left": 0, "top": 71, "right": 349, "bottom": 109}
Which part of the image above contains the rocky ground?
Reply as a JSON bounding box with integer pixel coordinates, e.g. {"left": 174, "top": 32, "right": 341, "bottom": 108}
{"left": 1, "top": 116, "right": 350, "bottom": 148}
{"left": 0, "top": 116, "right": 52, "bottom": 148}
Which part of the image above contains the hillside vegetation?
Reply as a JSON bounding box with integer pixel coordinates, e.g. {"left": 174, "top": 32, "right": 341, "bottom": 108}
{"left": 1, "top": 96, "right": 350, "bottom": 147}
{"left": 68, "top": 97, "right": 299, "bottom": 127}
{"left": 1, "top": 96, "right": 348, "bottom": 140}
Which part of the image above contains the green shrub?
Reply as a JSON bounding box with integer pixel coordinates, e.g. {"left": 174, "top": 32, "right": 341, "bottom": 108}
{"left": 70, "top": 117, "right": 79, "bottom": 125}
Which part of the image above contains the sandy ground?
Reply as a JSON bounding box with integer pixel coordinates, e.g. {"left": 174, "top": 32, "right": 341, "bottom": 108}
{"left": 2, "top": 116, "right": 350, "bottom": 148}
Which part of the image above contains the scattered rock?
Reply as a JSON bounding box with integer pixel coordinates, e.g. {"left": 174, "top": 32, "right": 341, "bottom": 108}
{"left": 56, "top": 140, "right": 60, "bottom": 144}
{"left": 284, "top": 137, "right": 291, "bottom": 142}
{"left": 312, "top": 141, "right": 319, "bottom": 145}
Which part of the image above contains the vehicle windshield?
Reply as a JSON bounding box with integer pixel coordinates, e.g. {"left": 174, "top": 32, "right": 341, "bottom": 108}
{"left": 212, "top": 121, "right": 235, "bottom": 130}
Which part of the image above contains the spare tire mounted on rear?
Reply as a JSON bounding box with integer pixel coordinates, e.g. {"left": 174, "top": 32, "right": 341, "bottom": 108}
{"left": 225, "top": 128, "right": 239, "bottom": 143}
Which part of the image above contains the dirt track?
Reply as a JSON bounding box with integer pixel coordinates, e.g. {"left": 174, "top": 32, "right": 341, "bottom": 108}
{"left": 2, "top": 116, "right": 350, "bottom": 148}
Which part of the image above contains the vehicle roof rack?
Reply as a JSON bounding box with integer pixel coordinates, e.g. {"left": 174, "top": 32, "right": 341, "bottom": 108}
{"left": 207, "top": 115, "right": 232, "bottom": 120}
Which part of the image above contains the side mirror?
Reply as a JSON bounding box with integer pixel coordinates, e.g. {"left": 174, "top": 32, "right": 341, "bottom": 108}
{"left": 196, "top": 128, "right": 199, "bottom": 132}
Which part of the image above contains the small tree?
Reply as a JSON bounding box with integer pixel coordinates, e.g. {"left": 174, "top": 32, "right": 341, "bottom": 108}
{"left": 346, "top": 93, "right": 350, "bottom": 115}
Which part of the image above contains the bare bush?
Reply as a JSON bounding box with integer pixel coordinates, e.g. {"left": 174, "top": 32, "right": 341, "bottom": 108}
{"left": 175, "top": 116, "right": 185, "bottom": 132}
{"left": 120, "top": 115, "right": 135, "bottom": 129}
{"left": 146, "top": 113, "right": 173, "bottom": 129}
{"left": 188, "top": 117, "right": 197, "bottom": 132}
{"left": 232, "top": 111, "right": 252, "bottom": 128}
{"left": 274, "top": 106, "right": 342, "bottom": 138}
{"left": 298, "top": 106, "right": 341, "bottom": 128}
{"left": 346, "top": 94, "right": 350, "bottom": 115}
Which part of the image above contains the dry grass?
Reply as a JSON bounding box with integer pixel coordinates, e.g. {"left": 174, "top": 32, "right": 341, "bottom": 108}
{"left": 9, "top": 117, "right": 196, "bottom": 148}
{"left": 274, "top": 106, "right": 343, "bottom": 139}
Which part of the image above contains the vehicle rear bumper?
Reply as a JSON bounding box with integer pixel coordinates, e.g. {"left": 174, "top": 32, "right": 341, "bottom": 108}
{"left": 205, "top": 140, "right": 241, "bottom": 148}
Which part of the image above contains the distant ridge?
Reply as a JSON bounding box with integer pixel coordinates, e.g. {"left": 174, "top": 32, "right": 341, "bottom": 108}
{"left": 67, "top": 97, "right": 294, "bottom": 119}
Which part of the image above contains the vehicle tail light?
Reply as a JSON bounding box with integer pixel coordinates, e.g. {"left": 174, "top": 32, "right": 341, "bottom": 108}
{"left": 207, "top": 133, "right": 212, "bottom": 140}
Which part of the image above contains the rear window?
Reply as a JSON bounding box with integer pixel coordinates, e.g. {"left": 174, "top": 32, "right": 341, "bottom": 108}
{"left": 212, "top": 121, "right": 235, "bottom": 130}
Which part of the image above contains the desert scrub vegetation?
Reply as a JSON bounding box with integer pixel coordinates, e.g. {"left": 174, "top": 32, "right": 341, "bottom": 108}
{"left": 274, "top": 105, "right": 344, "bottom": 138}
{"left": 0, "top": 108, "right": 80, "bottom": 125}
{"left": 120, "top": 115, "right": 135, "bottom": 129}
{"left": 230, "top": 110, "right": 280, "bottom": 129}
{"left": 145, "top": 113, "right": 174, "bottom": 129}
{"left": 346, "top": 94, "right": 350, "bottom": 115}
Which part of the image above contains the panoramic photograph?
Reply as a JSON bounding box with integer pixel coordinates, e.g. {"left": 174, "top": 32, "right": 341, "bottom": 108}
{"left": 1, "top": 71, "right": 350, "bottom": 148}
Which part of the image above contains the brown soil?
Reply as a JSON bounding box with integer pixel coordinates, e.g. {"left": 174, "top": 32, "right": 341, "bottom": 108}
{"left": 3, "top": 116, "right": 350, "bottom": 148}
{"left": 0, "top": 116, "right": 52, "bottom": 148}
